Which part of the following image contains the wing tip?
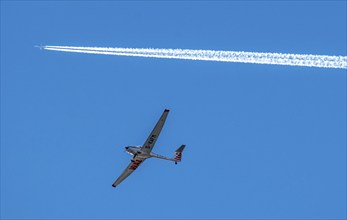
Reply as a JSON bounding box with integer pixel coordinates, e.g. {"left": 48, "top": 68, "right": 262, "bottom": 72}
{"left": 112, "top": 184, "right": 116, "bottom": 188}
{"left": 164, "top": 108, "right": 170, "bottom": 112}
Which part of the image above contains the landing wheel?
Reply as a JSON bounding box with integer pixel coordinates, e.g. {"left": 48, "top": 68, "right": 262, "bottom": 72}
{"left": 175, "top": 161, "right": 177, "bottom": 165}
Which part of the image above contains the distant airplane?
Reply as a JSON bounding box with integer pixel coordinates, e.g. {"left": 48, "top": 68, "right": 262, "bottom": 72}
{"left": 112, "top": 109, "right": 186, "bottom": 188}
{"left": 34, "top": 45, "right": 44, "bottom": 50}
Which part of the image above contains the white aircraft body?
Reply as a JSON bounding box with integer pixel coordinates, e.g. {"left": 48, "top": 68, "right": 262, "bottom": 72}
{"left": 112, "top": 109, "right": 186, "bottom": 188}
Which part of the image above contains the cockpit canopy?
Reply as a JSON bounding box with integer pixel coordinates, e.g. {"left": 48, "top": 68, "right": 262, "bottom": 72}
{"left": 125, "top": 146, "right": 141, "bottom": 149}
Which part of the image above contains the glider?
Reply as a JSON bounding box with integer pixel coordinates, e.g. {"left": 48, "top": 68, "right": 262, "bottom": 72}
{"left": 112, "top": 109, "right": 186, "bottom": 188}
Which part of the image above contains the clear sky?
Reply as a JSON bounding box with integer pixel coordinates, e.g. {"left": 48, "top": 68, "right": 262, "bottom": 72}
{"left": 1, "top": 1, "right": 346, "bottom": 219}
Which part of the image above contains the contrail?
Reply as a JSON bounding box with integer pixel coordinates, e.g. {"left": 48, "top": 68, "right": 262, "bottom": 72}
{"left": 42, "top": 45, "right": 347, "bottom": 69}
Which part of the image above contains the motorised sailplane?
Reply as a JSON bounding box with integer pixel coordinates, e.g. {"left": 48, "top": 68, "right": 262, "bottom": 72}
{"left": 112, "top": 109, "right": 185, "bottom": 188}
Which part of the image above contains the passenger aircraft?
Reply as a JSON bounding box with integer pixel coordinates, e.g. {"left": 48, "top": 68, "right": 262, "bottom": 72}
{"left": 112, "top": 109, "right": 186, "bottom": 188}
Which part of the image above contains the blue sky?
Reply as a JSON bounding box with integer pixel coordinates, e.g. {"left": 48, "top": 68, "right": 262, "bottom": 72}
{"left": 1, "top": 1, "right": 346, "bottom": 219}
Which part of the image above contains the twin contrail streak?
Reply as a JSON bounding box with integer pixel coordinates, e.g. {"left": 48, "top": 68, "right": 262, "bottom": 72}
{"left": 42, "top": 45, "right": 347, "bottom": 69}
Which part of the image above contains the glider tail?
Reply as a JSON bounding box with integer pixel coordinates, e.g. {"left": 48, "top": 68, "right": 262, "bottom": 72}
{"left": 174, "top": 145, "right": 186, "bottom": 164}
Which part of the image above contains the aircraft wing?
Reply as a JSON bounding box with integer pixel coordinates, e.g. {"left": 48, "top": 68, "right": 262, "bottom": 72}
{"left": 112, "top": 156, "right": 146, "bottom": 187}
{"left": 141, "top": 109, "right": 169, "bottom": 154}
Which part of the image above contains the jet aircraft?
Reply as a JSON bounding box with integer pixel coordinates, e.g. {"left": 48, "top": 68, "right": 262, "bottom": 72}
{"left": 112, "top": 109, "right": 186, "bottom": 188}
{"left": 34, "top": 45, "right": 44, "bottom": 50}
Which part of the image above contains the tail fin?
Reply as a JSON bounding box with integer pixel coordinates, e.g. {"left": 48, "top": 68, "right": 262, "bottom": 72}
{"left": 174, "top": 145, "right": 186, "bottom": 164}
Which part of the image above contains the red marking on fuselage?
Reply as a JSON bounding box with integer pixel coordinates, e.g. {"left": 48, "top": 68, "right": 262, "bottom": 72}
{"left": 130, "top": 160, "right": 142, "bottom": 170}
